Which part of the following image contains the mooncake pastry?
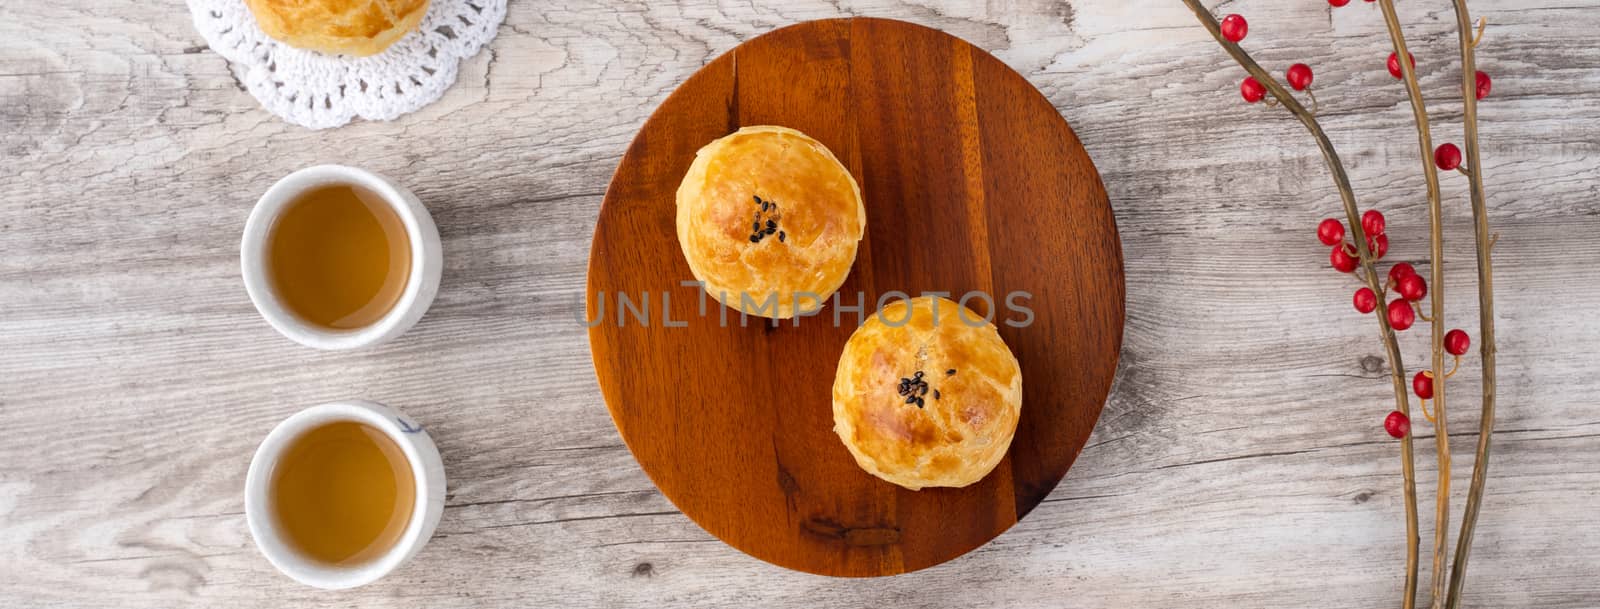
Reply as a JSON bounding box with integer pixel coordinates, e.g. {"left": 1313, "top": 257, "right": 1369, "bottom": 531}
{"left": 245, "top": 0, "right": 430, "bottom": 57}
{"left": 675, "top": 126, "right": 865, "bottom": 319}
{"left": 832, "top": 296, "right": 1023, "bottom": 490}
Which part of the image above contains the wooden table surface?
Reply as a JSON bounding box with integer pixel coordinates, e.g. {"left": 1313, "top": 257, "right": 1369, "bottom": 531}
{"left": 3, "top": 0, "right": 1597, "bottom": 607}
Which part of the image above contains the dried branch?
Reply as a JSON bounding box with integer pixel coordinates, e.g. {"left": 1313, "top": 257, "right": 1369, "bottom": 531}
{"left": 1445, "top": 1, "right": 1500, "bottom": 607}
{"left": 1373, "top": 2, "right": 1451, "bottom": 607}
{"left": 1176, "top": 2, "right": 1421, "bottom": 606}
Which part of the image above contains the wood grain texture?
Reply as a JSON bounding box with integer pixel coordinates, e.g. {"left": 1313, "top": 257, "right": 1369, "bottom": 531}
{"left": 587, "top": 17, "right": 1121, "bottom": 577}
{"left": 2, "top": 0, "right": 1599, "bottom": 606}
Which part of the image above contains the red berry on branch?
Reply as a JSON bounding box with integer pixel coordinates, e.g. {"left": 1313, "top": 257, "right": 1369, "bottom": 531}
{"left": 1388, "top": 299, "right": 1416, "bottom": 330}
{"left": 1385, "top": 411, "right": 1411, "bottom": 439}
{"left": 1331, "top": 245, "right": 1359, "bottom": 273}
{"left": 1353, "top": 287, "right": 1378, "bottom": 314}
{"left": 1397, "top": 274, "right": 1428, "bottom": 301}
{"left": 1221, "top": 14, "right": 1249, "bottom": 43}
{"left": 1362, "top": 209, "right": 1386, "bottom": 236}
{"left": 1318, "top": 218, "right": 1345, "bottom": 246}
{"left": 1445, "top": 329, "right": 1471, "bottom": 356}
{"left": 1413, "top": 371, "right": 1434, "bottom": 399}
{"left": 1369, "top": 233, "right": 1389, "bottom": 258}
{"left": 1387, "top": 52, "right": 1416, "bottom": 79}
{"left": 1287, "top": 63, "right": 1314, "bottom": 91}
{"left": 1329, "top": 0, "right": 1350, "bottom": 5}
{"left": 1476, "top": 70, "right": 1492, "bottom": 100}
{"left": 1389, "top": 262, "right": 1417, "bottom": 283}
{"left": 1436, "top": 143, "right": 1463, "bottom": 171}
{"left": 1241, "top": 77, "right": 1266, "bottom": 103}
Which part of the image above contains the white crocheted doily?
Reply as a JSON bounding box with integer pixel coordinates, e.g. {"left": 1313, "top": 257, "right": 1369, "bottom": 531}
{"left": 187, "top": 0, "right": 505, "bottom": 129}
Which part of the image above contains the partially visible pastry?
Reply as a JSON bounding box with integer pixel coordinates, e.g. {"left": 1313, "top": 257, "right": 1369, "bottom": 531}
{"left": 246, "top": 0, "right": 430, "bottom": 57}
{"left": 832, "top": 296, "right": 1023, "bottom": 490}
{"left": 676, "top": 126, "right": 865, "bottom": 319}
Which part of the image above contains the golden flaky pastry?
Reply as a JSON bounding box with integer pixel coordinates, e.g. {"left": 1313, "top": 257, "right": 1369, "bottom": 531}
{"left": 245, "top": 0, "right": 430, "bottom": 57}
{"left": 832, "top": 296, "right": 1023, "bottom": 490}
{"left": 676, "top": 126, "right": 865, "bottom": 319}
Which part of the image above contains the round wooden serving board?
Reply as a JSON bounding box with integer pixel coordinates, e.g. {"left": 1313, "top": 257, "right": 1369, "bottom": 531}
{"left": 586, "top": 18, "right": 1123, "bottom": 577}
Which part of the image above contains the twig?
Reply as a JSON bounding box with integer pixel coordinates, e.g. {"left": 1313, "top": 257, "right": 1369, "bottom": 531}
{"left": 1374, "top": 3, "right": 1451, "bottom": 606}
{"left": 1412, "top": 301, "right": 1435, "bottom": 323}
{"left": 1445, "top": 2, "right": 1500, "bottom": 607}
{"left": 1177, "top": 3, "right": 1421, "bottom": 607}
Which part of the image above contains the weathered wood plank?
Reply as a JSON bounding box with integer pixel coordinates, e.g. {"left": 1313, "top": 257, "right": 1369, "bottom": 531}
{"left": 2, "top": 0, "right": 1598, "bottom": 607}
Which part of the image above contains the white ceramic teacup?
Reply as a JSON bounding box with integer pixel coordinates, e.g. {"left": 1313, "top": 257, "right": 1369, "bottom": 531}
{"left": 245, "top": 400, "right": 447, "bottom": 590}
{"left": 241, "top": 165, "right": 442, "bottom": 350}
